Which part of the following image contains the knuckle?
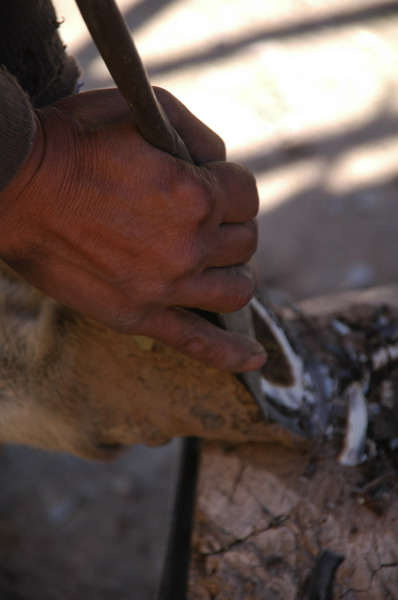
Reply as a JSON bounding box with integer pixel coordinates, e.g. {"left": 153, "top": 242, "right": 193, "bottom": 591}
{"left": 242, "top": 219, "right": 258, "bottom": 252}
{"left": 226, "top": 272, "right": 256, "bottom": 312}
{"left": 182, "top": 329, "right": 210, "bottom": 356}
{"left": 188, "top": 333, "right": 234, "bottom": 370}
{"left": 249, "top": 217, "right": 258, "bottom": 236}
{"left": 202, "top": 265, "right": 257, "bottom": 314}
{"left": 103, "top": 294, "right": 148, "bottom": 334}
{"left": 248, "top": 220, "right": 259, "bottom": 253}
{"left": 235, "top": 164, "right": 260, "bottom": 216}
{"left": 212, "top": 134, "right": 226, "bottom": 161}
{"left": 170, "top": 321, "right": 205, "bottom": 352}
{"left": 109, "top": 308, "right": 142, "bottom": 333}
{"left": 178, "top": 244, "right": 202, "bottom": 276}
{"left": 176, "top": 326, "right": 226, "bottom": 366}
{"left": 175, "top": 168, "right": 214, "bottom": 225}
{"left": 227, "top": 291, "right": 252, "bottom": 313}
{"left": 237, "top": 162, "right": 258, "bottom": 187}
{"left": 162, "top": 237, "right": 202, "bottom": 281}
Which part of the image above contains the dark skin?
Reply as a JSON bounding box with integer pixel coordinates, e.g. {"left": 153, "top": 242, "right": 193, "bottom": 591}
{"left": 0, "top": 86, "right": 266, "bottom": 372}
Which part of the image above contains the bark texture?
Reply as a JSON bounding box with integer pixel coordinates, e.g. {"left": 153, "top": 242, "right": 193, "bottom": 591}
{"left": 188, "top": 286, "right": 398, "bottom": 600}
{"left": 188, "top": 440, "right": 398, "bottom": 599}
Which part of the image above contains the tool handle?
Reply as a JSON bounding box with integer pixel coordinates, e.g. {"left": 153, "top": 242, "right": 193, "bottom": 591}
{"left": 75, "top": 0, "right": 192, "bottom": 163}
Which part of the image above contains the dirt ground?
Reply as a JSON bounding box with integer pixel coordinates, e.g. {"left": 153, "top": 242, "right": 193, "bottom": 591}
{"left": 1, "top": 0, "right": 398, "bottom": 598}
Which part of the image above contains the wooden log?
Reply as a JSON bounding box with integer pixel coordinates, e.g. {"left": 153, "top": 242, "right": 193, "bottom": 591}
{"left": 188, "top": 440, "right": 398, "bottom": 599}
{"left": 188, "top": 286, "right": 398, "bottom": 599}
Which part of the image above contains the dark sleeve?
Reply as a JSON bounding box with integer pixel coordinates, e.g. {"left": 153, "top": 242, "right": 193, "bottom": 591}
{"left": 0, "top": 0, "right": 80, "bottom": 191}
{"left": 0, "top": 0, "right": 79, "bottom": 108}
{"left": 0, "top": 68, "right": 35, "bottom": 191}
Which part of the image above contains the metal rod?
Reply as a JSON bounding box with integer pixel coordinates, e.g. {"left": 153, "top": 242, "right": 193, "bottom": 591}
{"left": 157, "top": 437, "right": 201, "bottom": 600}
{"left": 74, "top": 4, "right": 201, "bottom": 598}
{"left": 75, "top": 0, "right": 192, "bottom": 162}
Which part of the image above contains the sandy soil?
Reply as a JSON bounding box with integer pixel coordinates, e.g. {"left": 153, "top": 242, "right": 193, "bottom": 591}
{"left": 1, "top": 1, "right": 398, "bottom": 598}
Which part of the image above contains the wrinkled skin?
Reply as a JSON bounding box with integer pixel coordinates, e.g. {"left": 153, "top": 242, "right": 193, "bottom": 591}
{"left": 0, "top": 87, "right": 265, "bottom": 372}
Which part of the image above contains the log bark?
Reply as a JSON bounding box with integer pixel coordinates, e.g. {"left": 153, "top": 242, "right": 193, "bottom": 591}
{"left": 187, "top": 286, "right": 398, "bottom": 600}
{"left": 188, "top": 440, "right": 398, "bottom": 600}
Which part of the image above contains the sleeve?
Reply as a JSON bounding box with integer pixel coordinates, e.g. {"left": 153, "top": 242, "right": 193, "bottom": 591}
{"left": 0, "top": 0, "right": 80, "bottom": 191}
{"left": 0, "top": 68, "right": 35, "bottom": 191}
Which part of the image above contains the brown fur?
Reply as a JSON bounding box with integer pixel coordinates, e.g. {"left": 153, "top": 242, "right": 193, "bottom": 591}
{"left": 0, "top": 261, "right": 275, "bottom": 459}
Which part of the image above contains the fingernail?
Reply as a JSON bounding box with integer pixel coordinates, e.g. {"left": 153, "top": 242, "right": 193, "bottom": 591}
{"left": 242, "top": 350, "right": 267, "bottom": 372}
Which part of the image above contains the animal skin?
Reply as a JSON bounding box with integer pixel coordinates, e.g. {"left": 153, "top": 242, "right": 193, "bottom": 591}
{"left": 0, "top": 261, "right": 273, "bottom": 460}
{"left": 4, "top": 254, "right": 397, "bottom": 462}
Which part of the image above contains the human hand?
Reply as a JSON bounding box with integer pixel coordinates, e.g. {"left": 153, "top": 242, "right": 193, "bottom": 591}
{"left": 0, "top": 87, "right": 266, "bottom": 372}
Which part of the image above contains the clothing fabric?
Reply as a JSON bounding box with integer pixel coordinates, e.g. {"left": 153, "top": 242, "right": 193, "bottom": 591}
{"left": 0, "top": 0, "right": 79, "bottom": 190}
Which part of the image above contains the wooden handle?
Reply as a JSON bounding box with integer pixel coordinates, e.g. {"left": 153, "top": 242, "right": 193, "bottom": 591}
{"left": 75, "top": 0, "right": 192, "bottom": 162}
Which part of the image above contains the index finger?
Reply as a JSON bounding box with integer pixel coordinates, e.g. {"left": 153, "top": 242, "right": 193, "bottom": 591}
{"left": 200, "top": 161, "right": 260, "bottom": 224}
{"left": 141, "top": 306, "right": 267, "bottom": 373}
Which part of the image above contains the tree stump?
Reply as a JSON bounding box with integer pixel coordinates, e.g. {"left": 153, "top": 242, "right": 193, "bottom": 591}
{"left": 188, "top": 441, "right": 398, "bottom": 599}
{"left": 187, "top": 286, "right": 398, "bottom": 600}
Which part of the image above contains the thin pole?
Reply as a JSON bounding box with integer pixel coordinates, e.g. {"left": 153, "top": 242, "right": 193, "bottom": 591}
{"left": 75, "top": 0, "right": 192, "bottom": 162}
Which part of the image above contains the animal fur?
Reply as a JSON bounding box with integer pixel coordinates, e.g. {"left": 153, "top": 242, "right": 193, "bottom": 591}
{"left": 0, "top": 261, "right": 273, "bottom": 459}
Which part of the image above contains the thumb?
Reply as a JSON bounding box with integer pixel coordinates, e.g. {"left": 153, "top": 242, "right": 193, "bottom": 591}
{"left": 143, "top": 307, "right": 267, "bottom": 373}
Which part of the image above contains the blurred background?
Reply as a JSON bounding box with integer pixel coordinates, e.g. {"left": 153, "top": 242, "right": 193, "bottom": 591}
{"left": 1, "top": 0, "right": 398, "bottom": 598}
